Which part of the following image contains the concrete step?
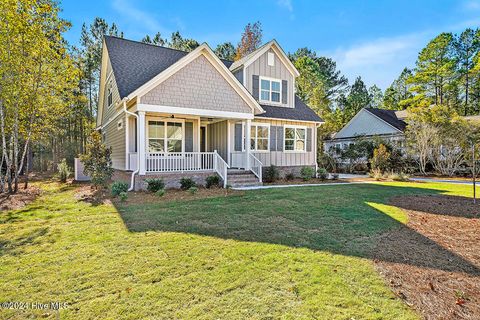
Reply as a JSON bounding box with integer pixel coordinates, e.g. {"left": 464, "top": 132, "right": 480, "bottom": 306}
{"left": 230, "top": 181, "right": 263, "bottom": 188}
{"left": 227, "top": 169, "right": 252, "bottom": 175}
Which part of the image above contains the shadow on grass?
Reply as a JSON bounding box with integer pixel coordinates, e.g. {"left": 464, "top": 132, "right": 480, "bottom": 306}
{"left": 116, "top": 183, "right": 479, "bottom": 275}
{"left": 0, "top": 227, "right": 49, "bottom": 257}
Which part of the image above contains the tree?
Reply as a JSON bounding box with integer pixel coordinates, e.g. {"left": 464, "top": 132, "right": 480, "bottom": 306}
{"left": 370, "top": 144, "right": 391, "bottom": 174}
{"left": 344, "top": 76, "right": 371, "bottom": 120}
{"left": 453, "top": 28, "right": 480, "bottom": 115}
{"left": 214, "top": 42, "right": 236, "bottom": 60}
{"left": 235, "top": 21, "right": 262, "bottom": 60}
{"left": 168, "top": 31, "right": 199, "bottom": 52}
{"left": 80, "top": 131, "right": 114, "bottom": 188}
{"left": 369, "top": 85, "right": 384, "bottom": 108}
{"left": 384, "top": 68, "right": 413, "bottom": 109}
{"left": 0, "top": 0, "right": 80, "bottom": 193}
{"left": 409, "top": 33, "right": 456, "bottom": 106}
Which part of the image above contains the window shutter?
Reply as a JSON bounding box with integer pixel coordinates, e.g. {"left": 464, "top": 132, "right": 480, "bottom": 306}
{"left": 252, "top": 75, "right": 259, "bottom": 100}
{"left": 270, "top": 126, "right": 277, "bottom": 151}
{"left": 234, "top": 123, "right": 243, "bottom": 151}
{"left": 306, "top": 128, "right": 312, "bottom": 152}
{"left": 282, "top": 80, "right": 288, "bottom": 104}
{"left": 185, "top": 122, "right": 193, "bottom": 152}
{"left": 276, "top": 126, "right": 284, "bottom": 151}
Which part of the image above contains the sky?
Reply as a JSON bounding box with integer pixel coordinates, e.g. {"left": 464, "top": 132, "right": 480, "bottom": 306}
{"left": 61, "top": 0, "right": 480, "bottom": 90}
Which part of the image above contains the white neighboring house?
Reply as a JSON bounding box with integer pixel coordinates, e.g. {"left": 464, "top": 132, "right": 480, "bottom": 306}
{"left": 324, "top": 108, "right": 408, "bottom": 156}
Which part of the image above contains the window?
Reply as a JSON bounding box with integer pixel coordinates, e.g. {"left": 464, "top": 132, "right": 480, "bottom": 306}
{"left": 260, "top": 77, "right": 281, "bottom": 103}
{"left": 250, "top": 124, "right": 269, "bottom": 151}
{"left": 148, "top": 121, "right": 183, "bottom": 153}
{"left": 284, "top": 126, "right": 306, "bottom": 152}
{"left": 107, "top": 81, "right": 113, "bottom": 108}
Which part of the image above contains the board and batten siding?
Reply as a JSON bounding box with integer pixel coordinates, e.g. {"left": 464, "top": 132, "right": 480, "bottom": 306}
{"left": 244, "top": 48, "right": 295, "bottom": 107}
{"left": 208, "top": 120, "right": 228, "bottom": 162}
{"left": 104, "top": 112, "right": 126, "bottom": 170}
{"left": 229, "top": 118, "right": 317, "bottom": 167}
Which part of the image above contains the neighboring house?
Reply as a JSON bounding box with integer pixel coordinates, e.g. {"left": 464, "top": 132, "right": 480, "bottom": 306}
{"left": 96, "top": 36, "right": 323, "bottom": 189}
{"left": 324, "top": 108, "right": 407, "bottom": 156}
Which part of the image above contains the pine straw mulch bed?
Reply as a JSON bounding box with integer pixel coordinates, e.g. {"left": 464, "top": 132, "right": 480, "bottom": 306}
{"left": 0, "top": 185, "right": 41, "bottom": 211}
{"left": 373, "top": 194, "right": 480, "bottom": 320}
{"left": 264, "top": 177, "right": 372, "bottom": 185}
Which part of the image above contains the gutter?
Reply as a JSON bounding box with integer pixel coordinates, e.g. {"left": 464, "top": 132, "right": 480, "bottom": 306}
{"left": 123, "top": 98, "right": 139, "bottom": 191}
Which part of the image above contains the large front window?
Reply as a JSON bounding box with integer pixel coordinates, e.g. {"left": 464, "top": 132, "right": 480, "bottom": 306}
{"left": 250, "top": 124, "right": 269, "bottom": 151}
{"left": 284, "top": 127, "right": 306, "bottom": 151}
{"left": 260, "top": 77, "right": 281, "bottom": 103}
{"left": 148, "top": 121, "right": 183, "bottom": 153}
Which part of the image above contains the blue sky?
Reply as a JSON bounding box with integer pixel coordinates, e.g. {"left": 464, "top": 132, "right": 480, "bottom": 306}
{"left": 61, "top": 0, "right": 480, "bottom": 90}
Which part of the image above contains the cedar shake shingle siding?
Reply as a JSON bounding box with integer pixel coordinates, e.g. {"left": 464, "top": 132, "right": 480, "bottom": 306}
{"left": 142, "top": 55, "right": 252, "bottom": 114}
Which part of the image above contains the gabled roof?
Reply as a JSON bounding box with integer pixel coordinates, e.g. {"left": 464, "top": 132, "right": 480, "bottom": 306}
{"left": 257, "top": 96, "right": 323, "bottom": 122}
{"left": 365, "top": 108, "right": 407, "bottom": 132}
{"left": 104, "top": 36, "right": 233, "bottom": 98}
{"left": 229, "top": 40, "right": 300, "bottom": 77}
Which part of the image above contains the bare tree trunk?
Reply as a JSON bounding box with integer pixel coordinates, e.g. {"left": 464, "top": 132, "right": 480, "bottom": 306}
{"left": 23, "top": 144, "right": 30, "bottom": 189}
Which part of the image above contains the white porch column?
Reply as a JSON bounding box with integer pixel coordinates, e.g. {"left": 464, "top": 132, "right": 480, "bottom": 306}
{"left": 245, "top": 119, "right": 251, "bottom": 170}
{"left": 125, "top": 114, "right": 129, "bottom": 170}
{"left": 138, "top": 111, "right": 146, "bottom": 175}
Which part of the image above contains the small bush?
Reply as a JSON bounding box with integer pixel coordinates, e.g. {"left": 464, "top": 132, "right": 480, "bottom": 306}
{"left": 57, "top": 159, "right": 71, "bottom": 183}
{"left": 285, "top": 172, "right": 295, "bottom": 181}
{"left": 119, "top": 191, "right": 128, "bottom": 202}
{"left": 317, "top": 168, "right": 328, "bottom": 181}
{"left": 331, "top": 173, "right": 339, "bottom": 180}
{"left": 264, "top": 165, "right": 280, "bottom": 182}
{"left": 111, "top": 181, "right": 129, "bottom": 197}
{"left": 205, "top": 175, "right": 220, "bottom": 188}
{"left": 156, "top": 189, "right": 165, "bottom": 197}
{"left": 180, "top": 177, "right": 196, "bottom": 190}
{"left": 389, "top": 172, "right": 410, "bottom": 181}
{"left": 189, "top": 186, "right": 198, "bottom": 195}
{"left": 145, "top": 178, "right": 165, "bottom": 193}
{"left": 300, "top": 166, "right": 315, "bottom": 181}
{"left": 371, "top": 168, "right": 383, "bottom": 181}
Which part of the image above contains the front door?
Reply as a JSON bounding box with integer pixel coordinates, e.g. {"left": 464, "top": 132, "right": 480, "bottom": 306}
{"left": 200, "top": 126, "right": 206, "bottom": 152}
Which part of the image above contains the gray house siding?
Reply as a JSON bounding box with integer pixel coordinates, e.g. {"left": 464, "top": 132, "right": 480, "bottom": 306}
{"left": 141, "top": 55, "right": 252, "bottom": 114}
{"left": 208, "top": 120, "right": 228, "bottom": 162}
{"left": 104, "top": 112, "right": 126, "bottom": 170}
{"left": 244, "top": 48, "right": 295, "bottom": 107}
{"left": 102, "top": 57, "right": 122, "bottom": 124}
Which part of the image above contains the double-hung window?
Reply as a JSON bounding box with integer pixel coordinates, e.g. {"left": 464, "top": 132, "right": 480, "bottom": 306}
{"left": 250, "top": 124, "right": 269, "bottom": 151}
{"left": 148, "top": 121, "right": 183, "bottom": 153}
{"left": 284, "top": 126, "right": 306, "bottom": 152}
{"left": 260, "top": 77, "right": 281, "bottom": 103}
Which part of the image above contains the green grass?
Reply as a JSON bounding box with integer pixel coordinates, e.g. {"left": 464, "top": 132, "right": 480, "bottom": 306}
{"left": 0, "top": 181, "right": 475, "bottom": 319}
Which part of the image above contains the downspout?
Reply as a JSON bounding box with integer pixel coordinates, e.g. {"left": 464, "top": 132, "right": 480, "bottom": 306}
{"left": 123, "top": 98, "right": 139, "bottom": 191}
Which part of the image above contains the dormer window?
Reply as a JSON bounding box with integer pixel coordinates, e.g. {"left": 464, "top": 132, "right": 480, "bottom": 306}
{"left": 260, "top": 77, "right": 281, "bottom": 103}
{"left": 107, "top": 81, "right": 113, "bottom": 108}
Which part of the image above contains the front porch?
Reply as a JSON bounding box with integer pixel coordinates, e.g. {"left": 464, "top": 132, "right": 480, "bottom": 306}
{"left": 125, "top": 109, "right": 262, "bottom": 187}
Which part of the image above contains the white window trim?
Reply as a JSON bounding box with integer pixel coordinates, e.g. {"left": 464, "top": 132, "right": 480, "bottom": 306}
{"left": 267, "top": 52, "right": 275, "bottom": 66}
{"left": 146, "top": 117, "right": 185, "bottom": 153}
{"left": 250, "top": 122, "right": 270, "bottom": 152}
{"left": 259, "top": 76, "right": 282, "bottom": 105}
{"left": 283, "top": 125, "right": 307, "bottom": 153}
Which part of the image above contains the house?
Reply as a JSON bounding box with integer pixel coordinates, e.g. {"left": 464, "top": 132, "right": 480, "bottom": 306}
{"left": 324, "top": 107, "right": 407, "bottom": 155}
{"left": 96, "top": 36, "right": 323, "bottom": 189}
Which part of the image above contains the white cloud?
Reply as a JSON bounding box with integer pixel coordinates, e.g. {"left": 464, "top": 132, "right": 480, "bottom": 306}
{"left": 462, "top": 0, "right": 480, "bottom": 10}
{"left": 111, "top": 0, "right": 164, "bottom": 33}
{"left": 277, "top": 0, "right": 293, "bottom": 12}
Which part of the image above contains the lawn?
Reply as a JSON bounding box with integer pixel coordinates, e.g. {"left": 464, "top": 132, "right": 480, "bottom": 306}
{"left": 0, "top": 181, "right": 477, "bottom": 319}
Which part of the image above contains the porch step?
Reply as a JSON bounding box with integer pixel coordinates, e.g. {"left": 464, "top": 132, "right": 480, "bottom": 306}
{"left": 227, "top": 169, "right": 262, "bottom": 188}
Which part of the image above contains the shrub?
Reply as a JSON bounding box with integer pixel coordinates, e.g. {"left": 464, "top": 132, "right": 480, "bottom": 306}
{"left": 372, "top": 168, "right": 383, "bottom": 181}
{"left": 180, "top": 177, "right": 196, "bottom": 190}
{"left": 57, "top": 159, "right": 71, "bottom": 183}
{"left": 317, "top": 168, "right": 328, "bottom": 181}
{"left": 111, "top": 181, "right": 129, "bottom": 197}
{"left": 189, "top": 186, "right": 198, "bottom": 195}
{"left": 300, "top": 166, "right": 315, "bottom": 181}
{"left": 118, "top": 191, "right": 128, "bottom": 202}
{"left": 331, "top": 173, "right": 339, "bottom": 180}
{"left": 80, "top": 131, "right": 114, "bottom": 188}
{"left": 389, "top": 172, "right": 410, "bottom": 181}
{"left": 285, "top": 172, "right": 295, "bottom": 181}
{"left": 205, "top": 175, "right": 220, "bottom": 188}
{"left": 370, "top": 144, "right": 390, "bottom": 174}
{"left": 156, "top": 189, "right": 165, "bottom": 197}
{"left": 145, "top": 178, "right": 165, "bottom": 193}
{"left": 264, "top": 165, "right": 280, "bottom": 182}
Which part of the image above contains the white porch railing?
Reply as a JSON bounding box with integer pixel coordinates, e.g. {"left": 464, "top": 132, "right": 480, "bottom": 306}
{"left": 213, "top": 150, "right": 229, "bottom": 188}
{"left": 146, "top": 152, "right": 216, "bottom": 172}
{"left": 249, "top": 153, "right": 263, "bottom": 183}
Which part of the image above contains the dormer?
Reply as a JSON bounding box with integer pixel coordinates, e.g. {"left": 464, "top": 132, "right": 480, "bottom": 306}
{"left": 229, "top": 40, "right": 300, "bottom": 108}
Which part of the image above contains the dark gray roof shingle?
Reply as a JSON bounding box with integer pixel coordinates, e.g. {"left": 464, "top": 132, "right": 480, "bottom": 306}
{"left": 104, "top": 36, "right": 232, "bottom": 98}
{"left": 365, "top": 108, "right": 407, "bottom": 132}
{"left": 256, "top": 96, "right": 323, "bottom": 122}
